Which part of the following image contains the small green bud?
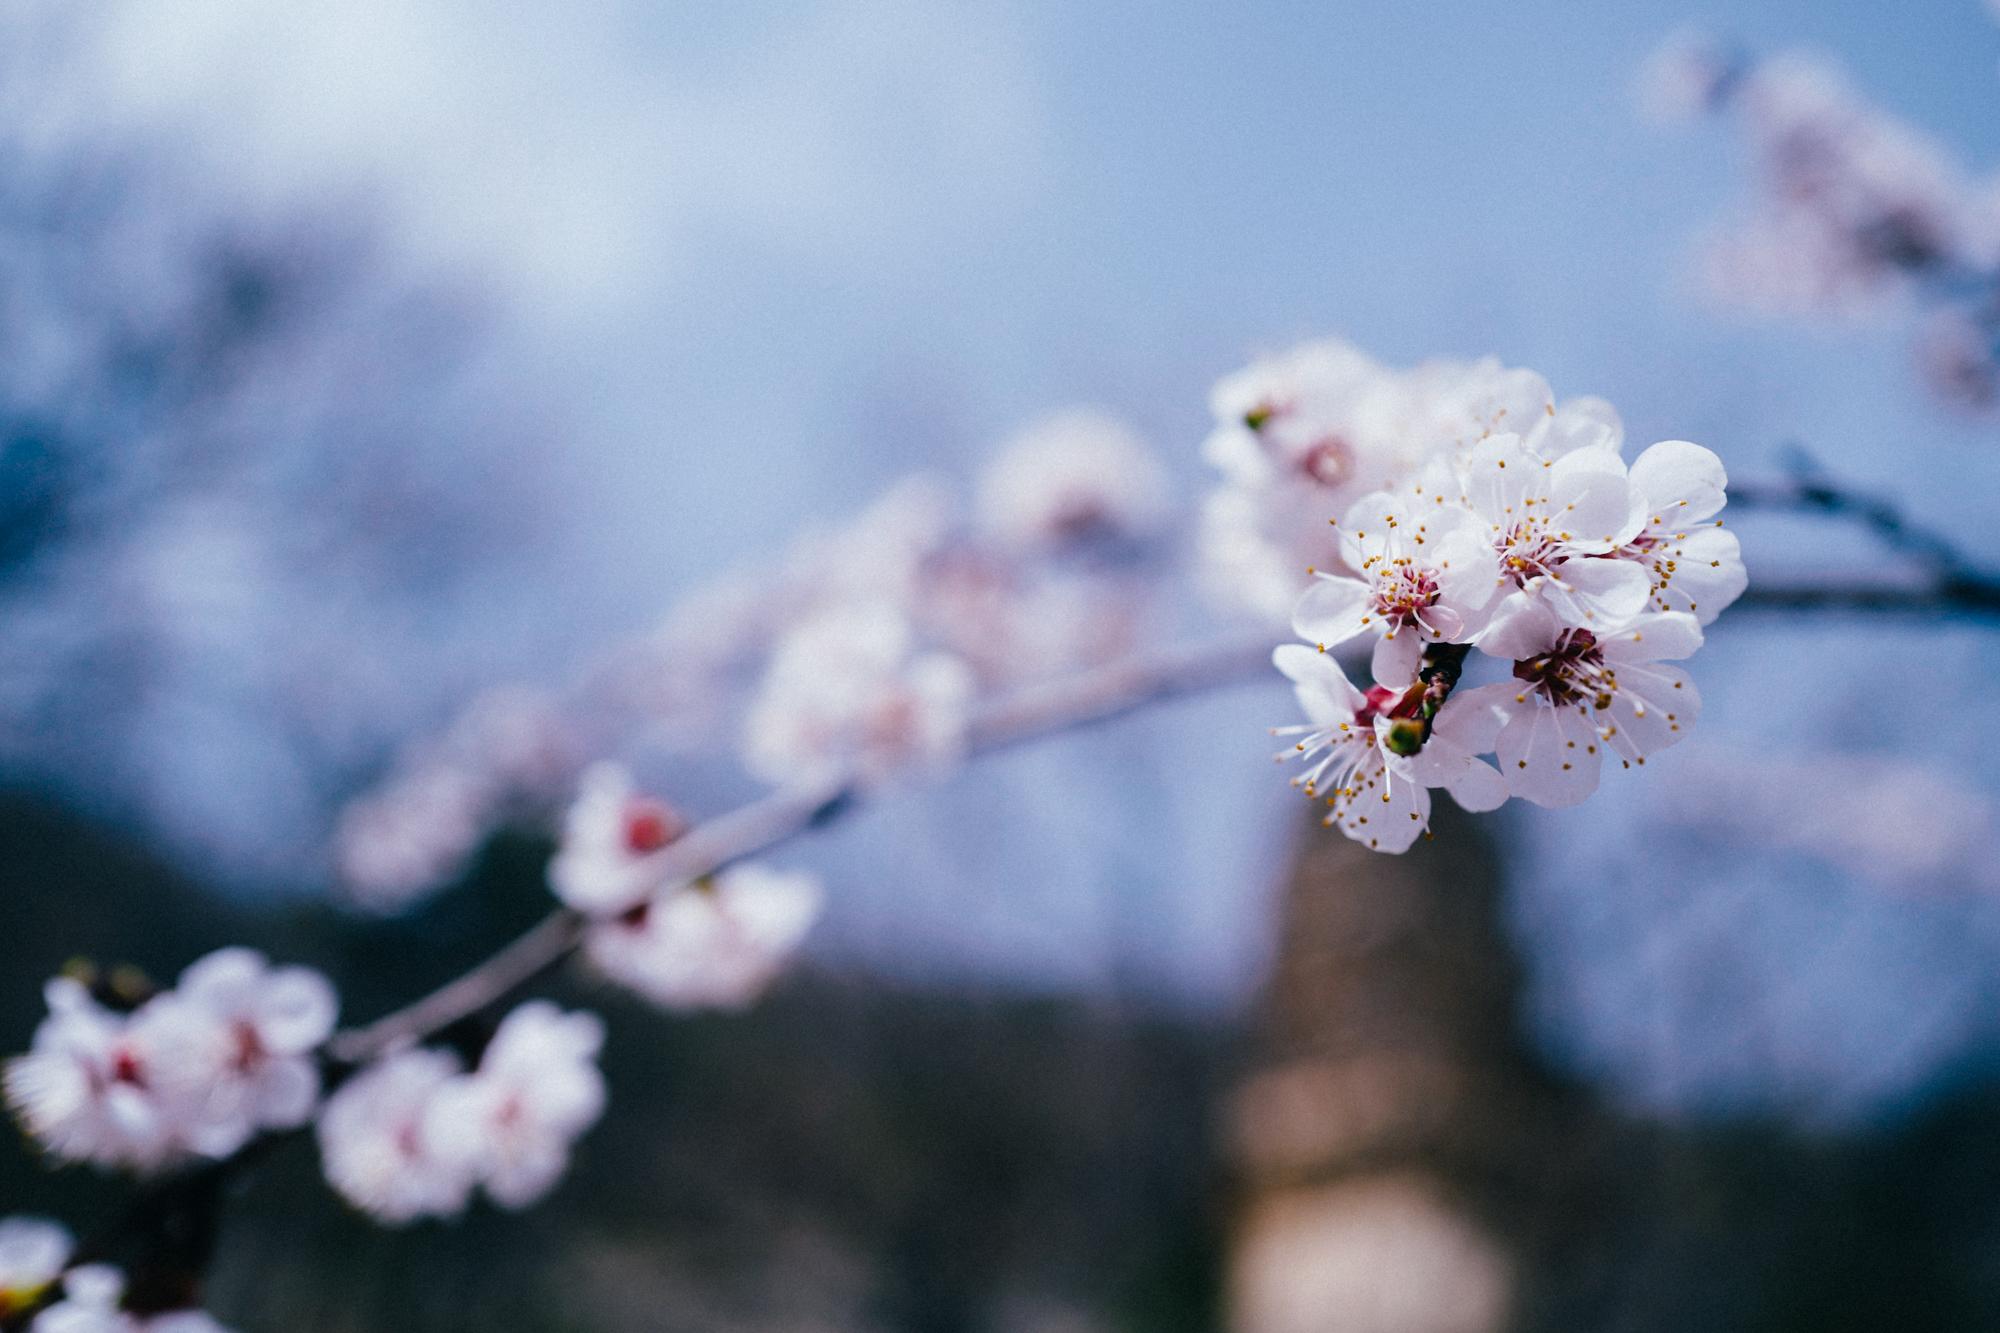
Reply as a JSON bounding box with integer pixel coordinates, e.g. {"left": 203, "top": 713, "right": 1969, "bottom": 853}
{"left": 1382, "top": 717, "right": 1426, "bottom": 757}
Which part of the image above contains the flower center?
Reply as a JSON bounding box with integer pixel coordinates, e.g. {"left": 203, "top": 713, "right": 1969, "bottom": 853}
{"left": 1512, "top": 630, "right": 1612, "bottom": 708}
{"left": 1497, "top": 520, "right": 1563, "bottom": 585}
{"left": 622, "top": 801, "right": 682, "bottom": 855}
{"left": 1371, "top": 562, "right": 1440, "bottom": 624}
{"left": 110, "top": 1046, "right": 146, "bottom": 1087}
{"left": 232, "top": 1021, "right": 265, "bottom": 1073}
{"left": 1297, "top": 438, "right": 1353, "bottom": 487}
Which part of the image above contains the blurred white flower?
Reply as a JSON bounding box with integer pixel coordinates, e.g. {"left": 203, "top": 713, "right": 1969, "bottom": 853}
{"left": 333, "top": 763, "right": 492, "bottom": 913}
{"left": 975, "top": 408, "right": 1169, "bottom": 552}
{"left": 26, "top": 1263, "right": 233, "bottom": 1333}
{"left": 584, "top": 863, "right": 822, "bottom": 1011}
{"left": 546, "top": 762, "right": 686, "bottom": 915}
{"left": 30, "top": 1263, "right": 127, "bottom": 1333}
{"left": 422, "top": 1002, "right": 606, "bottom": 1211}
{"left": 0, "top": 1216, "right": 72, "bottom": 1314}
{"left": 1198, "top": 339, "right": 1559, "bottom": 619}
{"left": 918, "top": 548, "right": 1145, "bottom": 687}
{"left": 147, "top": 949, "right": 338, "bottom": 1158}
{"left": 742, "top": 605, "right": 974, "bottom": 786}
{"left": 6, "top": 950, "right": 336, "bottom": 1172}
{"left": 316, "top": 1048, "right": 472, "bottom": 1226}
{"left": 6, "top": 980, "right": 185, "bottom": 1173}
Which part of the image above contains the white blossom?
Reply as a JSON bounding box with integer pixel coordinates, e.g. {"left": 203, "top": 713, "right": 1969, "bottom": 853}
{"left": 1448, "top": 433, "right": 1650, "bottom": 651}
{"left": 27, "top": 1264, "right": 233, "bottom": 1333}
{"left": 0, "top": 1216, "right": 72, "bottom": 1314}
{"left": 1456, "top": 610, "right": 1704, "bottom": 808}
{"left": 1198, "top": 340, "right": 1559, "bottom": 619}
{"left": 1271, "top": 645, "right": 1505, "bottom": 854}
{"left": 584, "top": 864, "right": 822, "bottom": 1011}
{"left": 422, "top": 1003, "right": 606, "bottom": 1211}
{"left": 1291, "top": 489, "right": 1500, "bottom": 683}
{"left": 1617, "top": 440, "right": 1747, "bottom": 624}
{"left": 975, "top": 408, "right": 1168, "bottom": 551}
{"left": 918, "top": 548, "right": 1145, "bottom": 687}
{"left": 334, "top": 763, "right": 493, "bottom": 913}
{"left": 546, "top": 762, "right": 685, "bottom": 915}
{"left": 6, "top": 980, "right": 185, "bottom": 1173}
{"left": 145, "top": 949, "right": 337, "bottom": 1159}
{"left": 1686, "top": 49, "right": 1980, "bottom": 322}
{"left": 316, "top": 1048, "right": 472, "bottom": 1226}
{"left": 742, "top": 605, "right": 974, "bottom": 786}
{"left": 30, "top": 1264, "right": 126, "bottom": 1333}
{"left": 6, "top": 949, "right": 337, "bottom": 1173}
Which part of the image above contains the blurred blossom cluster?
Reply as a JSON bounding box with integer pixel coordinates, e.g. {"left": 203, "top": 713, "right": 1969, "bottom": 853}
{"left": 1641, "top": 29, "right": 2000, "bottom": 408}
{"left": 1196, "top": 340, "right": 1579, "bottom": 621}
{"left": 336, "top": 409, "right": 1172, "bottom": 911}
{"left": 317, "top": 1001, "right": 605, "bottom": 1224}
{"left": 0, "top": 1219, "right": 229, "bottom": 1332}
{"left": 7, "top": 951, "right": 335, "bottom": 1174}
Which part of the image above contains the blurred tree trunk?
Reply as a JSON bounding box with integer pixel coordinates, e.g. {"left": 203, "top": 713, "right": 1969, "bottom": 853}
{"left": 1223, "top": 805, "right": 1583, "bottom": 1333}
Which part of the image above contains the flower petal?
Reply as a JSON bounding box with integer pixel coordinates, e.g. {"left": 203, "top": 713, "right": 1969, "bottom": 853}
{"left": 1496, "top": 703, "right": 1602, "bottom": 808}
{"left": 1629, "top": 440, "right": 1727, "bottom": 528}
{"left": 1597, "top": 611, "right": 1704, "bottom": 663}
{"left": 1541, "top": 556, "right": 1651, "bottom": 630}
{"left": 1292, "top": 575, "right": 1375, "bottom": 647}
{"left": 1371, "top": 631, "right": 1424, "bottom": 688}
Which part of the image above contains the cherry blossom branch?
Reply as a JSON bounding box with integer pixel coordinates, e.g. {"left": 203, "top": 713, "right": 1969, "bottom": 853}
{"left": 327, "top": 627, "right": 1281, "bottom": 1065}
{"left": 328, "top": 487, "right": 2000, "bottom": 1066}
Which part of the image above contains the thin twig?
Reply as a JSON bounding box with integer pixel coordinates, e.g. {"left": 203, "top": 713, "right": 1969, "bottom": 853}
{"left": 329, "top": 627, "right": 1281, "bottom": 1063}
{"left": 1730, "top": 461, "right": 2000, "bottom": 617}
{"left": 1737, "top": 579, "right": 2000, "bottom": 615}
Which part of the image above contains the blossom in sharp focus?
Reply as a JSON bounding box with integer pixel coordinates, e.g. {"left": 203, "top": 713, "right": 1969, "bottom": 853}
{"left": 421, "top": 1003, "right": 606, "bottom": 1211}
{"left": 1457, "top": 609, "right": 1704, "bottom": 808}
{"left": 742, "top": 605, "right": 974, "bottom": 786}
{"left": 1291, "top": 488, "right": 1499, "bottom": 683}
{"left": 0, "top": 1217, "right": 71, "bottom": 1317}
{"left": 975, "top": 408, "right": 1170, "bottom": 553}
{"left": 546, "top": 762, "right": 687, "bottom": 915}
{"left": 1451, "top": 433, "right": 1650, "bottom": 650}
{"left": 1271, "top": 646, "right": 1505, "bottom": 853}
{"left": 584, "top": 863, "right": 822, "bottom": 1011}
{"left": 315, "top": 1048, "right": 472, "bottom": 1226}
{"left": 1617, "top": 440, "right": 1747, "bottom": 624}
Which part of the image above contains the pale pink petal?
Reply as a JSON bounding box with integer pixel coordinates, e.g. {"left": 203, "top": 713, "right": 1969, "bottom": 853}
{"left": 1497, "top": 704, "right": 1602, "bottom": 807}
{"left": 1628, "top": 440, "right": 1728, "bottom": 528}
{"left": 1292, "top": 575, "right": 1375, "bottom": 648}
